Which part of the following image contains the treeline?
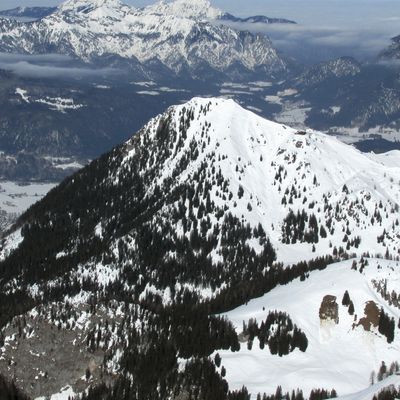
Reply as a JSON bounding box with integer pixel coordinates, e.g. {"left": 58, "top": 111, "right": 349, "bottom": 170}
{"left": 256, "top": 386, "right": 337, "bottom": 400}
{"left": 80, "top": 358, "right": 252, "bottom": 400}
{"left": 210, "top": 254, "right": 339, "bottom": 314}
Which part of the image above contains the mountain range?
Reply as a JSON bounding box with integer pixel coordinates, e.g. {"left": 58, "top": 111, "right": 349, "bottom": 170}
{"left": 0, "top": 0, "right": 398, "bottom": 179}
{"left": 0, "top": 97, "right": 399, "bottom": 399}
{"left": 0, "top": 3, "right": 296, "bottom": 25}
{"left": 219, "top": 13, "right": 296, "bottom": 25}
{"left": 0, "top": 0, "right": 288, "bottom": 80}
{"left": 263, "top": 56, "right": 400, "bottom": 149}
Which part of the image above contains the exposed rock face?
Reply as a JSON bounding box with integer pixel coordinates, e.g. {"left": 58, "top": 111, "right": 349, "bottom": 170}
{"left": 295, "top": 57, "right": 362, "bottom": 88}
{"left": 357, "top": 301, "right": 380, "bottom": 332}
{"left": 380, "top": 35, "right": 400, "bottom": 60}
{"left": 319, "top": 295, "right": 339, "bottom": 324}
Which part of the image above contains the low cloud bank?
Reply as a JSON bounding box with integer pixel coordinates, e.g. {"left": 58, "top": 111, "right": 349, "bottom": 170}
{"left": 216, "top": 20, "right": 397, "bottom": 64}
{"left": 0, "top": 53, "right": 120, "bottom": 78}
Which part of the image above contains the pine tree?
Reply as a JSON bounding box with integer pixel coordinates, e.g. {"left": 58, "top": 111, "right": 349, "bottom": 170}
{"left": 342, "top": 291, "right": 350, "bottom": 306}
{"left": 348, "top": 301, "right": 355, "bottom": 316}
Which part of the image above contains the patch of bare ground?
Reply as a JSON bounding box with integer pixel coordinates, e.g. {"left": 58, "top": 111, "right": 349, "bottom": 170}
{"left": 357, "top": 301, "right": 380, "bottom": 331}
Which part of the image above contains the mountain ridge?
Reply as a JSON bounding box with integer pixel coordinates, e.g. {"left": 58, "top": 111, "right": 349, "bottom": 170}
{"left": 0, "top": 97, "right": 399, "bottom": 399}
{"left": 380, "top": 35, "right": 400, "bottom": 61}
{"left": 0, "top": 2, "right": 296, "bottom": 25}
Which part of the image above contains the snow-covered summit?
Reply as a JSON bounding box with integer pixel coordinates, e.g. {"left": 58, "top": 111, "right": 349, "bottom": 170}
{"left": 143, "top": 0, "right": 222, "bottom": 20}
{"left": 121, "top": 97, "right": 400, "bottom": 263}
{"left": 56, "top": 0, "right": 132, "bottom": 23}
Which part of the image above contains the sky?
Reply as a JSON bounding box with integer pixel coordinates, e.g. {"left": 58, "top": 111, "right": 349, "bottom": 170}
{"left": 0, "top": 0, "right": 399, "bottom": 63}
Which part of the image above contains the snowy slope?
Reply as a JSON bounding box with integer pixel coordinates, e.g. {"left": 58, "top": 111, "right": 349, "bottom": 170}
{"left": 0, "top": 0, "right": 287, "bottom": 76}
{"left": 366, "top": 150, "right": 400, "bottom": 168}
{"left": 0, "top": 181, "right": 56, "bottom": 215}
{"left": 120, "top": 97, "right": 400, "bottom": 264}
{"left": 217, "top": 258, "right": 400, "bottom": 398}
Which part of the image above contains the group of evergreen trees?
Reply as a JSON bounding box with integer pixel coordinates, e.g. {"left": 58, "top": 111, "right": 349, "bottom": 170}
{"left": 378, "top": 309, "right": 396, "bottom": 343}
{"left": 243, "top": 311, "right": 308, "bottom": 356}
{"left": 255, "top": 386, "right": 337, "bottom": 400}
{"left": 372, "top": 386, "right": 400, "bottom": 400}
{"left": 372, "top": 279, "right": 400, "bottom": 310}
{"left": 372, "top": 361, "right": 400, "bottom": 383}
{"left": 341, "top": 291, "right": 355, "bottom": 315}
{"left": 282, "top": 210, "right": 320, "bottom": 244}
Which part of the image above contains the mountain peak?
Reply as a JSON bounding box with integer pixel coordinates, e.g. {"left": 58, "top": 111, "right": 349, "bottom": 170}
{"left": 59, "top": 0, "right": 124, "bottom": 12}
{"left": 144, "top": 0, "right": 222, "bottom": 20}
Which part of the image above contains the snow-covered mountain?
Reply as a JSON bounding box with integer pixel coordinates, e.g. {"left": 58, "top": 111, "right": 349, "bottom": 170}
{"left": 4, "top": 97, "right": 399, "bottom": 267}
{"left": 0, "top": 6, "right": 57, "bottom": 19}
{"left": 295, "top": 57, "right": 362, "bottom": 88}
{"left": 0, "top": 3, "right": 296, "bottom": 25}
{"left": 0, "top": 0, "right": 288, "bottom": 79}
{"left": 268, "top": 57, "right": 400, "bottom": 143}
{"left": 0, "top": 97, "right": 399, "bottom": 399}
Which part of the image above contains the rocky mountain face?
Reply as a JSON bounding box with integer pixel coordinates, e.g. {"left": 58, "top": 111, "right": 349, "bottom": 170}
{"left": 0, "top": 98, "right": 399, "bottom": 399}
{"left": 380, "top": 35, "right": 400, "bottom": 60}
{"left": 218, "top": 13, "right": 296, "bottom": 25}
{"left": 265, "top": 57, "right": 400, "bottom": 143}
{"left": 0, "top": 0, "right": 288, "bottom": 80}
{"left": 295, "top": 56, "right": 362, "bottom": 88}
